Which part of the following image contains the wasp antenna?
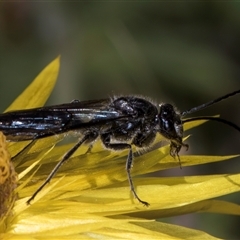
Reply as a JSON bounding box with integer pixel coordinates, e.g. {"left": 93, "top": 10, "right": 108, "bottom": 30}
{"left": 181, "top": 90, "right": 240, "bottom": 116}
{"left": 183, "top": 116, "right": 240, "bottom": 133}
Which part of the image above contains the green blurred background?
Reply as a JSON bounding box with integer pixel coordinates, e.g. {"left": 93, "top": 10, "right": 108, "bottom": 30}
{"left": 0, "top": 2, "right": 240, "bottom": 238}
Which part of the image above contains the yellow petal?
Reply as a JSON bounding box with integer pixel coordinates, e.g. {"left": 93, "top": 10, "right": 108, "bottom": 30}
{"left": 5, "top": 56, "right": 60, "bottom": 112}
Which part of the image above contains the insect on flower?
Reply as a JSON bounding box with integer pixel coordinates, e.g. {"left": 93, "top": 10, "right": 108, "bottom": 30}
{"left": 0, "top": 90, "right": 239, "bottom": 206}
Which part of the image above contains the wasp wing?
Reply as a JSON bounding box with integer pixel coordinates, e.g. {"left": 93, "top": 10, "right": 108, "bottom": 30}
{"left": 0, "top": 98, "right": 127, "bottom": 141}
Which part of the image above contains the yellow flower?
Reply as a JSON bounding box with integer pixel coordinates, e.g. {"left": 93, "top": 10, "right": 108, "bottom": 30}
{"left": 1, "top": 57, "right": 240, "bottom": 239}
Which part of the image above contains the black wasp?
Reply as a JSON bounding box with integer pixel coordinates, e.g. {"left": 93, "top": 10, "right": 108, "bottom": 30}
{"left": 0, "top": 90, "right": 239, "bottom": 206}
